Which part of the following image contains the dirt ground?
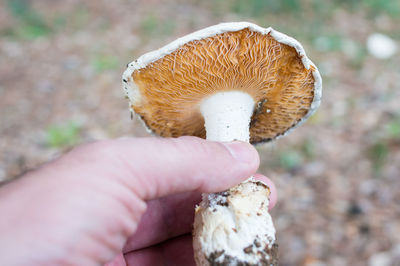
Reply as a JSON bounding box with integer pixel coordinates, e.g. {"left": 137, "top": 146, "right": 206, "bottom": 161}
{"left": 1, "top": 0, "right": 400, "bottom": 265}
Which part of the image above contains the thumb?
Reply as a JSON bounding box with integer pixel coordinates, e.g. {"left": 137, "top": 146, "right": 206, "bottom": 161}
{"left": 67, "top": 136, "right": 259, "bottom": 200}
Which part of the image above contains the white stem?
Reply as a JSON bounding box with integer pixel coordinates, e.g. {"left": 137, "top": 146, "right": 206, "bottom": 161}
{"left": 195, "top": 92, "right": 276, "bottom": 266}
{"left": 200, "top": 91, "right": 255, "bottom": 142}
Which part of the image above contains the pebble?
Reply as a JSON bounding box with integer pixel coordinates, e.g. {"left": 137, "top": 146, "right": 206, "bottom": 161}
{"left": 367, "top": 33, "right": 398, "bottom": 59}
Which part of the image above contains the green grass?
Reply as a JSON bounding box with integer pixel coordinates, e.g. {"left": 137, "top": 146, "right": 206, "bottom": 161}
{"left": 360, "top": 0, "right": 400, "bottom": 17}
{"left": 69, "top": 6, "right": 90, "bottom": 31}
{"left": 140, "top": 15, "right": 159, "bottom": 35}
{"left": 385, "top": 120, "right": 400, "bottom": 139}
{"left": 278, "top": 150, "right": 303, "bottom": 170}
{"left": 229, "top": 0, "right": 301, "bottom": 16}
{"left": 313, "top": 35, "right": 343, "bottom": 52}
{"left": 262, "top": 137, "right": 317, "bottom": 172}
{"left": 45, "top": 121, "right": 82, "bottom": 148}
{"left": 5, "top": 0, "right": 51, "bottom": 39}
{"left": 300, "top": 138, "right": 316, "bottom": 160}
{"left": 228, "top": 0, "right": 400, "bottom": 18}
{"left": 92, "top": 54, "right": 119, "bottom": 73}
{"left": 140, "top": 14, "right": 176, "bottom": 37}
{"left": 368, "top": 141, "right": 389, "bottom": 176}
{"left": 365, "top": 116, "right": 400, "bottom": 176}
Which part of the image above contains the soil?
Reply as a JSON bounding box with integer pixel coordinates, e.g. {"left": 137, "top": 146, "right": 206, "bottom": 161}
{"left": 1, "top": 1, "right": 400, "bottom": 265}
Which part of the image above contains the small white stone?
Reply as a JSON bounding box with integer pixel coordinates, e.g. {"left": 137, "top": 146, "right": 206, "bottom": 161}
{"left": 368, "top": 251, "right": 392, "bottom": 266}
{"left": 367, "top": 33, "right": 398, "bottom": 59}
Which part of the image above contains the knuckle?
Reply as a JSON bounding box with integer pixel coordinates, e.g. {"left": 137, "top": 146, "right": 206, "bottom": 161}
{"left": 68, "top": 140, "right": 118, "bottom": 161}
{"left": 175, "top": 136, "right": 212, "bottom": 155}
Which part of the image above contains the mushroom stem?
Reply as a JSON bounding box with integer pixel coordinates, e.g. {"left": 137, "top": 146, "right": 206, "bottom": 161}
{"left": 200, "top": 91, "right": 255, "bottom": 142}
{"left": 194, "top": 91, "right": 277, "bottom": 265}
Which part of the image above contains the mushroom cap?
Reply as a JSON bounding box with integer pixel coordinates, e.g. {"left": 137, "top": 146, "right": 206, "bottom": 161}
{"left": 123, "top": 22, "right": 322, "bottom": 143}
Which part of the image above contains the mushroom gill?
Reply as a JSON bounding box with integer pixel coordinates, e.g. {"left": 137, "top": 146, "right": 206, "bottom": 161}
{"left": 131, "top": 28, "right": 315, "bottom": 143}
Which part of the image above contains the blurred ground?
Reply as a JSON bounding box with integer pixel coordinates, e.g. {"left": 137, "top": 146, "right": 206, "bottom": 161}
{"left": 1, "top": 0, "right": 400, "bottom": 265}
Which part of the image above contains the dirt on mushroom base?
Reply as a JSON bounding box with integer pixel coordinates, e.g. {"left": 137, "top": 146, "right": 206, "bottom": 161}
{"left": 193, "top": 181, "right": 277, "bottom": 266}
{"left": 1, "top": 1, "right": 400, "bottom": 266}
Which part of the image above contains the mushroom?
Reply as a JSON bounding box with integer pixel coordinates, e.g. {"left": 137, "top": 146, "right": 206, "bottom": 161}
{"left": 122, "top": 22, "right": 322, "bottom": 265}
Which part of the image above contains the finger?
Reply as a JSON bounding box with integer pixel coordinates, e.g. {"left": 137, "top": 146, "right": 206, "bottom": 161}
{"left": 123, "top": 191, "right": 201, "bottom": 252}
{"left": 123, "top": 175, "right": 277, "bottom": 252}
{"left": 253, "top": 174, "right": 277, "bottom": 210}
{"left": 104, "top": 252, "right": 126, "bottom": 266}
{"left": 124, "top": 234, "right": 195, "bottom": 266}
{"left": 67, "top": 136, "right": 259, "bottom": 200}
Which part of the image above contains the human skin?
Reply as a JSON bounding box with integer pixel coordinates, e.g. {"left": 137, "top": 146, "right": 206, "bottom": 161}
{"left": 0, "top": 136, "right": 277, "bottom": 266}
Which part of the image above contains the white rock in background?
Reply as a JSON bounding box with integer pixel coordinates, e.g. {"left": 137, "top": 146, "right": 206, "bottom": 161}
{"left": 367, "top": 33, "right": 398, "bottom": 59}
{"left": 368, "top": 251, "right": 392, "bottom": 266}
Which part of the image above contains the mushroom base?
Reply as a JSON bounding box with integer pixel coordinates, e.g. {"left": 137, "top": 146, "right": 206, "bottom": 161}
{"left": 193, "top": 180, "right": 278, "bottom": 266}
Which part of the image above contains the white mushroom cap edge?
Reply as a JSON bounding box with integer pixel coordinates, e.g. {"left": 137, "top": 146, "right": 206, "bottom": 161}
{"left": 122, "top": 21, "right": 322, "bottom": 141}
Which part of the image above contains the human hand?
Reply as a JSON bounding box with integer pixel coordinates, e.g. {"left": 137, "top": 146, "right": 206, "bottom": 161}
{"left": 0, "top": 136, "right": 277, "bottom": 266}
